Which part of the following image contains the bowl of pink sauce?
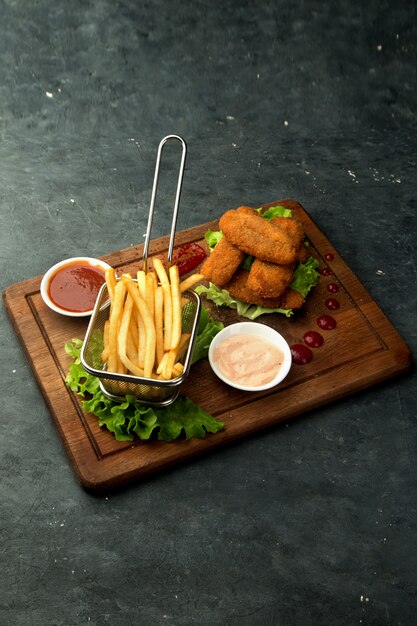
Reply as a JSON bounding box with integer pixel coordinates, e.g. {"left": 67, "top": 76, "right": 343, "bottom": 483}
{"left": 208, "top": 321, "right": 292, "bottom": 392}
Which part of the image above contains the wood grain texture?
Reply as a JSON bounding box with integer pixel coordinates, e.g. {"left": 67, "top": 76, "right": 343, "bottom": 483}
{"left": 3, "top": 200, "right": 412, "bottom": 492}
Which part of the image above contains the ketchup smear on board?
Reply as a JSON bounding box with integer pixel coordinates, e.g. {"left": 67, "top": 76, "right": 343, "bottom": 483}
{"left": 290, "top": 344, "right": 313, "bottom": 365}
{"left": 172, "top": 243, "right": 207, "bottom": 277}
{"left": 48, "top": 262, "right": 106, "bottom": 312}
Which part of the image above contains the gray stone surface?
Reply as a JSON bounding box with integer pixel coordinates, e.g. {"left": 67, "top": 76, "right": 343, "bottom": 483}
{"left": 1, "top": 1, "right": 416, "bottom": 625}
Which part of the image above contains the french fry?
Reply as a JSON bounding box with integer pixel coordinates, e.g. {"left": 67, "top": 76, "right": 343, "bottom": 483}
{"left": 105, "top": 268, "right": 118, "bottom": 312}
{"left": 126, "top": 304, "right": 139, "bottom": 364}
{"left": 101, "top": 319, "right": 110, "bottom": 363}
{"left": 108, "top": 279, "right": 126, "bottom": 374}
{"left": 136, "top": 270, "right": 146, "bottom": 299}
{"left": 156, "top": 351, "right": 169, "bottom": 376}
{"left": 153, "top": 258, "right": 172, "bottom": 351}
{"left": 154, "top": 285, "right": 165, "bottom": 365}
{"left": 122, "top": 274, "right": 156, "bottom": 378}
{"left": 169, "top": 264, "right": 181, "bottom": 350}
{"left": 136, "top": 270, "right": 147, "bottom": 367}
{"left": 161, "top": 348, "right": 177, "bottom": 380}
{"left": 172, "top": 362, "right": 184, "bottom": 377}
{"left": 145, "top": 272, "right": 156, "bottom": 320}
{"left": 179, "top": 273, "right": 204, "bottom": 293}
{"left": 128, "top": 309, "right": 139, "bottom": 351}
{"left": 162, "top": 333, "right": 190, "bottom": 380}
{"left": 118, "top": 294, "right": 145, "bottom": 376}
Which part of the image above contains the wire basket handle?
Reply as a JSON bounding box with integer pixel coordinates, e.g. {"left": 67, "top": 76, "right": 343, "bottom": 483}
{"left": 142, "top": 134, "right": 187, "bottom": 273}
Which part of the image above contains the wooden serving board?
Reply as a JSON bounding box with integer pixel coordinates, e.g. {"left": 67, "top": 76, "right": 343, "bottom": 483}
{"left": 3, "top": 200, "right": 412, "bottom": 492}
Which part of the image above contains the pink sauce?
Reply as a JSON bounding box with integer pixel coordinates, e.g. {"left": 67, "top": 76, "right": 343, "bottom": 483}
{"left": 213, "top": 334, "right": 284, "bottom": 387}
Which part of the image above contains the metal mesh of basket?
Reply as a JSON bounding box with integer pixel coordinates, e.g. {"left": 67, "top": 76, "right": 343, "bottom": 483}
{"left": 81, "top": 282, "right": 201, "bottom": 406}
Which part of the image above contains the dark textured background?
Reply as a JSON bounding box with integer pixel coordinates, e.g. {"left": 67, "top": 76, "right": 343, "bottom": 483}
{"left": 1, "top": 1, "right": 416, "bottom": 625}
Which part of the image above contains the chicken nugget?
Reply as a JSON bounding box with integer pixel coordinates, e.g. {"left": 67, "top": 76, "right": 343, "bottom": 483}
{"left": 247, "top": 259, "right": 295, "bottom": 298}
{"left": 271, "top": 216, "right": 305, "bottom": 251}
{"left": 225, "top": 269, "right": 283, "bottom": 308}
{"left": 236, "top": 206, "right": 258, "bottom": 216}
{"left": 280, "top": 288, "right": 305, "bottom": 310}
{"left": 219, "top": 209, "right": 298, "bottom": 265}
{"left": 200, "top": 235, "right": 245, "bottom": 287}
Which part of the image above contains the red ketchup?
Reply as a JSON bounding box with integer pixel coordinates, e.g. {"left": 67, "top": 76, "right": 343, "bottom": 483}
{"left": 327, "top": 283, "right": 339, "bottom": 293}
{"left": 172, "top": 243, "right": 207, "bottom": 276}
{"left": 317, "top": 315, "right": 337, "bottom": 330}
{"left": 325, "top": 298, "right": 340, "bottom": 310}
{"left": 48, "top": 262, "right": 105, "bottom": 312}
{"left": 303, "top": 331, "right": 324, "bottom": 348}
{"left": 290, "top": 344, "right": 313, "bottom": 365}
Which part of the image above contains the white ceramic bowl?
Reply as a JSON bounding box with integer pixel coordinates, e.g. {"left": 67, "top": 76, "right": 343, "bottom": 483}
{"left": 208, "top": 321, "right": 292, "bottom": 392}
{"left": 40, "top": 257, "right": 111, "bottom": 317}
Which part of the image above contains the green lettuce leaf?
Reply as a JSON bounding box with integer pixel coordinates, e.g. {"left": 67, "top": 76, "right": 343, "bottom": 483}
{"left": 289, "top": 256, "right": 320, "bottom": 298}
{"left": 154, "top": 397, "right": 224, "bottom": 442}
{"left": 204, "top": 229, "right": 223, "bottom": 250}
{"left": 192, "top": 317, "right": 224, "bottom": 363}
{"left": 256, "top": 205, "right": 293, "bottom": 219}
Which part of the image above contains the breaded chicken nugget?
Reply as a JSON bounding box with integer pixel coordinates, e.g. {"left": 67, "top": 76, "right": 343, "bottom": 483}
{"left": 200, "top": 235, "right": 245, "bottom": 287}
{"left": 271, "top": 216, "right": 305, "bottom": 251}
{"left": 225, "top": 269, "right": 283, "bottom": 308}
{"left": 247, "top": 259, "right": 295, "bottom": 298}
{"left": 219, "top": 209, "right": 298, "bottom": 265}
{"left": 280, "top": 288, "right": 305, "bottom": 310}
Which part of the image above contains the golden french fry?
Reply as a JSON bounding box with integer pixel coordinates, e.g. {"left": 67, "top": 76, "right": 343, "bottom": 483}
{"left": 179, "top": 273, "right": 204, "bottom": 293}
{"left": 118, "top": 293, "right": 145, "bottom": 376}
{"left": 154, "top": 285, "right": 165, "bottom": 365}
{"left": 126, "top": 301, "right": 140, "bottom": 365}
{"left": 122, "top": 274, "right": 156, "bottom": 378}
{"left": 128, "top": 309, "right": 139, "bottom": 351}
{"left": 161, "top": 348, "right": 177, "bottom": 380}
{"left": 172, "top": 362, "right": 184, "bottom": 377}
{"left": 137, "top": 270, "right": 146, "bottom": 299}
{"left": 153, "top": 258, "right": 172, "bottom": 351}
{"left": 108, "top": 279, "right": 126, "bottom": 374}
{"left": 101, "top": 319, "right": 110, "bottom": 362}
{"left": 156, "top": 351, "right": 169, "bottom": 375}
{"left": 137, "top": 315, "right": 145, "bottom": 369}
{"left": 161, "top": 333, "right": 190, "bottom": 380}
{"left": 105, "top": 267, "right": 118, "bottom": 312}
{"left": 145, "top": 272, "right": 155, "bottom": 321}
{"left": 169, "top": 264, "right": 181, "bottom": 350}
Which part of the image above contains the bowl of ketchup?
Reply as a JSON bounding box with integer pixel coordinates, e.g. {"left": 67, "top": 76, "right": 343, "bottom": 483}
{"left": 208, "top": 322, "right": 292, "bottom": 392}
{"left": 40, "top": 257, "right": 111, "bottom": 317}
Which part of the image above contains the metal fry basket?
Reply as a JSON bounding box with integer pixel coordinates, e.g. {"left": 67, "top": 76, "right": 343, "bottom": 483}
{"left": 81, "top": 135, "right": 201, "bottom": 406}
